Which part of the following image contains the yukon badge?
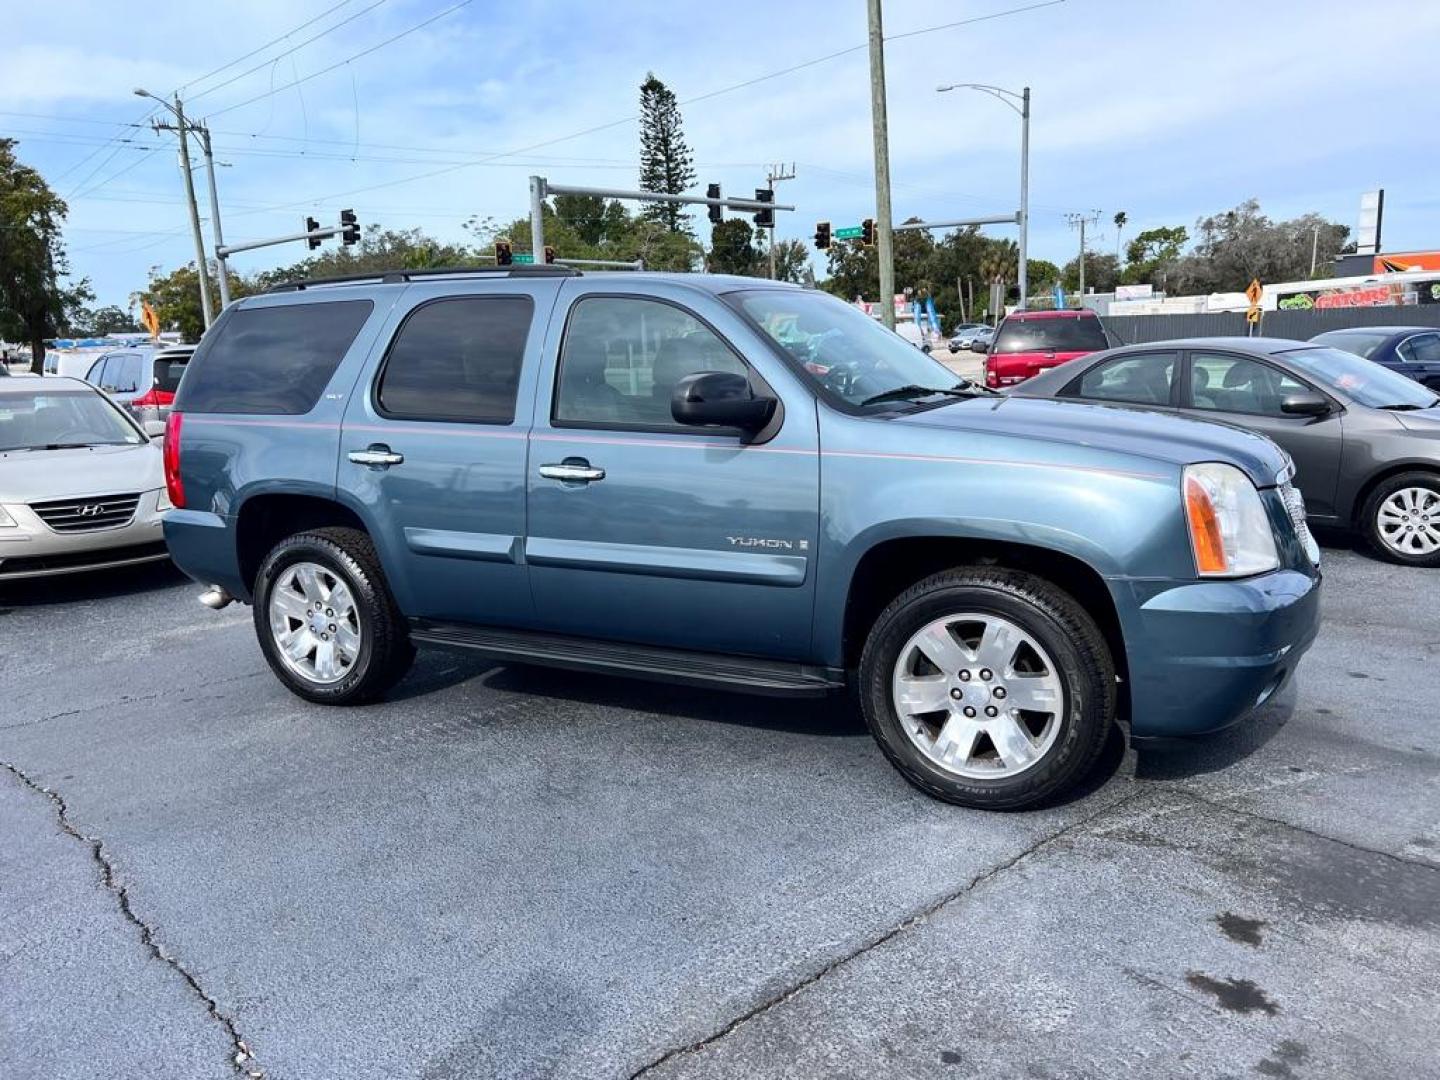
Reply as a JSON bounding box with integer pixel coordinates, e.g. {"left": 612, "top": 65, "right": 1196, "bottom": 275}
{"left": 727, "top": 536, "right": 808, "bottom": 551}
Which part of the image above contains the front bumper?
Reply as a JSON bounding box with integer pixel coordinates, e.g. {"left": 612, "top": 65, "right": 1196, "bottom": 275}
{"left": 1114, "top": 568, "right": 1322, "bottom": 737}
{"left": 0, "top": 491, "right": 171, "bottom": 580}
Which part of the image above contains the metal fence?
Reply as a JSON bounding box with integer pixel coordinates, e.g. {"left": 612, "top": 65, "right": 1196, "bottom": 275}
{"left": 1106, "top": 305, "right": 1440, "bottom": 346}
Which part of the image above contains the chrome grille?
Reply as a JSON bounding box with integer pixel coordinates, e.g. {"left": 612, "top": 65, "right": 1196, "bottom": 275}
{"left": 30, "top": 493, "right": 141, "bottom": 533}
{"left": 1280, "top": 482, "right": 1320, "bottom": 566}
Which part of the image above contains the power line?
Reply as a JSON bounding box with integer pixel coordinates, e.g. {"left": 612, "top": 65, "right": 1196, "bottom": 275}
{"left": 205, "top": 0, "right": 475, "bottom": 119}
{"left": 180, "top": 0, "right": 358, "bottom": 97}
{"left": 225, "top": 0, "right": 1065, "bottom": 215}
{"left": 189, "top": 0, "right": 391, "bottom": 105}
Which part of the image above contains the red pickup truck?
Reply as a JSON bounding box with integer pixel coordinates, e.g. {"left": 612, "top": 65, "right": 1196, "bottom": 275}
{"left": 985, "top": 309, "right": 1111, "bottom": 388}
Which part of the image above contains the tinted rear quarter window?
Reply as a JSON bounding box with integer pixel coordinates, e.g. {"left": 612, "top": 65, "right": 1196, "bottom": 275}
{"left": 376, "top": 296, "right": 532, "bottom": 423}
{"left": 176, "top": 299, "right": 373, "bottom": 414}
{"left": 995, "top": 316, "right": 1109, "bottom": 353}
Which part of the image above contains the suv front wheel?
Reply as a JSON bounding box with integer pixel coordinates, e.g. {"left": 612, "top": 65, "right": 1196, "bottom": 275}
{"left": 858, "top": 567, "right": 1116, "bottom": 810}
{"left": 253, "top": 527, "right": 415, "bottom": 704}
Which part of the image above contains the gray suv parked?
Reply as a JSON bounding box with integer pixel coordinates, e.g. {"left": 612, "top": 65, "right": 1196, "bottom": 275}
{"left": 163, "top": 268, "right": 1320, "bottom": 810}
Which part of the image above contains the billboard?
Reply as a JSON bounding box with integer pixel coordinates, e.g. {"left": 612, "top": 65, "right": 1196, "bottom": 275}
{"left": 1375, "top": 250, "right": 1440, "bottom": 273}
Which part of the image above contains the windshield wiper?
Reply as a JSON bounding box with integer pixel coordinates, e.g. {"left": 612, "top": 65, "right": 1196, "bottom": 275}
{"left": 1375, "top": 403, "right": 1433, "bottom": 412}
{"left": 860, "top": 383, "right": 979, "bottom": 407}
{"left": 37, "top": 442, "right": 96, "bottom": 450}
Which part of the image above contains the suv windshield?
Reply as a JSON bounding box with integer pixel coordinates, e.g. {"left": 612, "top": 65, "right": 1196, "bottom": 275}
{"left": 732, "top": 289, "right": 968, "bottom": 407}
{"left": 1282, "top": 347, "right": 1439, "bottom": 410}
{"left": 0, "top": 389, "right": 144, "bottom": 451}
{"left": 994, "top": 315, "right": 1109, "bottom": 353}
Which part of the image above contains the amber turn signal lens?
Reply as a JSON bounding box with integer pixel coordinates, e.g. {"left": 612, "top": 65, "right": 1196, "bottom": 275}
{"left": 1185, "top": 472, "right": 1226, "bottom": 574}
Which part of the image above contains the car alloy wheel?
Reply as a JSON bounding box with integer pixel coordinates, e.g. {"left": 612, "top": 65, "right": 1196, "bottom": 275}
{"left": 890, "top": 612, "right": 1064, "bottom": 780}
{"left": 1375, "top": 486, "right": 1440, "bottom": 558}
{"left": 267, "top": 560, "right": 364, "bottom": 685}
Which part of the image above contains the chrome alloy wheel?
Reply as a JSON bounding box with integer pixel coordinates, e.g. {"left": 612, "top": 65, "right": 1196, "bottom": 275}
{"left": 267, "top": 561, "right": 363, "bottom": 685}
{"left": 891, "top": 612, "right": 1064, "bottom": 780}
{"left": 1376, "top": 487, "right": 1440, "bottom": 557}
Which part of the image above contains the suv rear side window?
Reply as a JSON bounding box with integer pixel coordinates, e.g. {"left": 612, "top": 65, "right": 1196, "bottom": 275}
{"left": 376, "top": 296, "right": 533, "bottom": 423}
{"left": 554, "top": 296, "right": 747, "bottom": 429}
{"left": 176, "top": 300, "right": 373, "bottom": 414}
{"left": 994, "top": 316, "right": 1109, "bottom": 353}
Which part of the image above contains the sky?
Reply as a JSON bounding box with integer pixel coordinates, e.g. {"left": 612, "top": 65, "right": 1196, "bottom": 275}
{"left": 5, "top": 0, "right": 1440, "bottom": 310}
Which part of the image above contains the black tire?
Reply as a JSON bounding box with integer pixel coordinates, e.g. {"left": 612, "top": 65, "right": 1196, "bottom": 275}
{"left": 1360, "top": 471, "right": 1440, "bottom": 568}
{"left": 858, "top": 567, "right": 1116, "bottom": 811}
{"left": 252, "top": 527, "right": 415, "bottom": 704}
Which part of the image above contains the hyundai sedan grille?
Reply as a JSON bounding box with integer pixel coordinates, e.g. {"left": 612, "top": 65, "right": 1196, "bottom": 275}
{"left": 30, "top": 493, "right": 141, "bottom": 533}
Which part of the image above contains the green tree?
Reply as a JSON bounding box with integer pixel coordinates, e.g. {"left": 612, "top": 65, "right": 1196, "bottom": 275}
{"left": 1063, "top": 251, "right": 1120, "bottom": 295}
{"left": 1170, "top": 200, "right": 1348, "bottom": 294}
{"left": 0, "top": 138, "right": 90, "bottom": 371}
{"left": 1112, "top": 210, "right": 1128, "bottom": 260}
{"left": 770, "top": 239, "right": 811, "bottom": 284}
{"left": 66, "top": 304, "right": 140, "bottom": 336}
{"left": 1122, "top": 225, "right": 1188, "bottom": 287}
{"left": 638, "top": 73, "right": 696, "bottom": 234}
{"left": 256, "top": 228, "right": 479, "bottom": 289}
{"left": 708, "top": 218, "right": 762, "bottom": 276}
{"left": 136, "top": 262, "right": 256, "bottom": 342}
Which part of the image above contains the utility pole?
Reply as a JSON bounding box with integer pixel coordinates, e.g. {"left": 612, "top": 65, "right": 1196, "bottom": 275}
{"left": 764, "top": 163, "right": 796, "bottom": 280}
{"left": 866, "top": 0, "right": 896, "bottom": 329}
{"left": 1309, "top": 224, "right": 1321, "bottom": 277}
{"left": 1066, "top": 211, "right": 1100, "bottom": 303}
{"left": 138, "top": 89, "right": 213, "bottom": 329}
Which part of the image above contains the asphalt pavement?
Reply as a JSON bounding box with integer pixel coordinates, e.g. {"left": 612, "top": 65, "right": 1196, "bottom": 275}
{"left": 1, "top": 540, "right": 1437, "bottom": 1080}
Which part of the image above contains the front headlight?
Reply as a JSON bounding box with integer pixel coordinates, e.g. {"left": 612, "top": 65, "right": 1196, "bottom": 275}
{"left": 1183, "top": 462, "right": 1279, "bottom": 577}
{"left": 0, "top": 505, "right": 17, "bottom": 528}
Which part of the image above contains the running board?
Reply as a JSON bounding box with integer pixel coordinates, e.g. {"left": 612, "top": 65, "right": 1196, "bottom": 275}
{"left": 408, "top": 620, "right": 846, "bottom": 697}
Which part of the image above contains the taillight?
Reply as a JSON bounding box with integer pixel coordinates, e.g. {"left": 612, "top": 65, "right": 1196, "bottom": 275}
{"left": 985, "top": 356, "right": 999, "bottom": 388}
{"left": 163, "top": 411, "right": 185, "bottom": 509}
{"left": 131, "top": 388, "right": 175, "bottom": 409}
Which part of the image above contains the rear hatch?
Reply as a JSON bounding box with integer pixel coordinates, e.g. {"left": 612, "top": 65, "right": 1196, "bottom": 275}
{"left": 987, "top": 313, "right": 1109, "bottom": 387}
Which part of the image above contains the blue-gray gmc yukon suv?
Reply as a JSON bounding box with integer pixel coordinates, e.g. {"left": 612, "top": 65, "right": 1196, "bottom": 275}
{"left": 164, "top": 267, "right": 1321, "bottom": 809}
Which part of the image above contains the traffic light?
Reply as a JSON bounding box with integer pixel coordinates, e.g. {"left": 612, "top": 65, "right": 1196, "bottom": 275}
{"left": 706, "top": 183, "right": 722, "bottom": 225}
{"left": 814, "top": 221, "right": 831, "bottom": 250}
{"left": 752, "top": 187, "right": 774, "bottom": 229}
{"left": 543, "top": 245, "right": 556, "bottom": 265}
{"left": 340, "top": 208, "right": 359, "bottom": 246}
{"left": 860, "top": 217, "right": 875, "bottom": 247}
{"left": 495, "top": 237, "right": 513, "bottom": 266}
{"left": 305, "top": 216, "right": 322, "bottom": 250}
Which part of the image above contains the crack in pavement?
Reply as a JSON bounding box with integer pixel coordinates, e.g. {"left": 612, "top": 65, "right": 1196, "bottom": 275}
{"left": 0, "top": 760, "right": 266, "bottom": 1079}
{"left": 627, "top": 788, "right": 1147, "bottom": 1079}
{"left": 1172, "top": 788, "right": 1440, "bottom": 873}
{"left": 0, "top": 671, "right": 268, "bottom": 733}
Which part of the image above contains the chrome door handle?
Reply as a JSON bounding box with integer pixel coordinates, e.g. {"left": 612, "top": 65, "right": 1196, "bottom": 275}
{"left": 348, "top": 447, "right": 404, "bottom": 467}
{"left": 539, "top": 462, "right": 605, "bottom": 483}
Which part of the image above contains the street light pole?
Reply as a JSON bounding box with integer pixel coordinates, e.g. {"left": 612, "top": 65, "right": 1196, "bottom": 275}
{"left": 936, "top": 82, "right": 1031, "bottom": 308}
{"left": 1018, "top": 86, "right": 1030, "bottom": 309}
{"left": 136, "top": 89, "right": 213, "bottom": 329}
{"left": 867, "top": 0, "right": 896, "bottom": 329}
{"left": 195, "top": 126, "right": 230, "bottom": 310}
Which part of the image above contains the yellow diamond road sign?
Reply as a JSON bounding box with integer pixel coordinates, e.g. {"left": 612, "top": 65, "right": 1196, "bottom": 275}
{"left": 1247, "top": 307, "right": 1262, "bottom": 324}
{"left": 1245, "top": 278, "right": 1263, "bottom": 306}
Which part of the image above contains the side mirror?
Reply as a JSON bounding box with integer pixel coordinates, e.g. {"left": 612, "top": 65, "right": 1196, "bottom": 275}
{"left": 672, "top": 371, "right": 776, "bottom": 432}
{"left": 1280, "top": 391, "right": 1331, "bottom": 417}
{"left": 143, "top": 419, "right": 166, "bottom": 438}
{"left": 969, "top": 340, "right": 988, "bottom": 353}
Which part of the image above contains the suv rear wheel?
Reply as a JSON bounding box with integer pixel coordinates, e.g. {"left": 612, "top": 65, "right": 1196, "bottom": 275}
{"left": 253, "top": 527, "right": 415, "bottom": 704}
{"left": 858, "top": 567, "right": 1115, "bottom": 810}
{"left": 1361, "top": 472, "right": 1440, "bottom": 567}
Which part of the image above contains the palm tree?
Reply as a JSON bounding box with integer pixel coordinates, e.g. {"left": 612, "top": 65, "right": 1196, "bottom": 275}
{"left": 978, "top": 240, "right": 1019, "bottom": 321}
{"left": 1114, "top": 211, "right": 1128, "bottom": 261}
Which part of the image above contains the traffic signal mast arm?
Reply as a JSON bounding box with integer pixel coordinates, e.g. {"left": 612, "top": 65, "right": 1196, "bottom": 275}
{"left": 217, "top": 217, "right": 353, "bottom": 258}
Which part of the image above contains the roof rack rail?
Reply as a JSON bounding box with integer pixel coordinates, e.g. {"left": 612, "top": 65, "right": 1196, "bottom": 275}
{"left": 266, "top": 264, "right": 582, "bottom": 293}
